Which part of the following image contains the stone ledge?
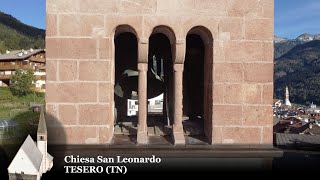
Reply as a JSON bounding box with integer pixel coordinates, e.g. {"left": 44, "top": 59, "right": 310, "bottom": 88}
{"left": 48, "top": 145, "right": 283, "bottom": 158}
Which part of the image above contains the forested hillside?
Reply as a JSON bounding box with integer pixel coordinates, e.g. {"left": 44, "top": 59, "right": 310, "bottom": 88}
{"left": 274, "top": 40, "right": 320, "bottom": 104}
{"left": 0, "top": 11, "right": 45, "bottom": 53}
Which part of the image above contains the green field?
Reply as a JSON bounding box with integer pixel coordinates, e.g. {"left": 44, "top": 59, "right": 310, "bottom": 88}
{"left": 0, "top": 87, "right": 44, "bottom": 159}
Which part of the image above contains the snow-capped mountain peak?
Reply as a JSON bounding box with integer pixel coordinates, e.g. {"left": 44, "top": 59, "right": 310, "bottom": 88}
{"left": 274, "top": 36, "right": 289, "bottom": 43}
{"left": 296, "top": 33, "right": 320, "bottom": 42}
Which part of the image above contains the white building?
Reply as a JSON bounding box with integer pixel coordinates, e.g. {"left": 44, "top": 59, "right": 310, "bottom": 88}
{"left": 306, "top": 102, "right": 320, "bottom": 115}
{"left": 34, "top": 67, "right": 46, "bottom": 92}
{"left": 8, "top": 110, "right": 53, "bottom": 180}
{"left": 283, "top": 86, "right": 292, "bottom": 107}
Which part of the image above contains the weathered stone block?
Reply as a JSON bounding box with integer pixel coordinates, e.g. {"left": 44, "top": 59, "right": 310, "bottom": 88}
{"left": 243, "top": 106, "right": 273, "bottom": 126}
{"left": 46, "top": 38, "right": 97, "bottom": 59}
{"left": 117, "top": 0, "right": 157, "bottom": 14}
{"left": 99, "top": 127, "right": 113, "bottom": 144}
{"left": 219, "top": 18, "right": 243, "bottom": 40}
{"left": 261, "top": 0, "right": 274, "bottom": 18}
{"left": 46, "top": 83, "right": 77, "bottom": 103}
{"left": 77, "top": 83, "right": 98, "bottom": 102}
{"left": 245, "top": 18, "right": 273, "bottom": 40}
{"left": 262, "top": 126, "right": 273, "bottom": 144}
{"left": 212, "top": 83, "right": 224, "bottom": 104}
{"left": 195, "top": 0, "right": 227, "bottom": 16}
{"left": 262, "top": 41, "right": 274, "bottom": 62}
{"left": 227, "top": 0, "right": 262, "bottom": 18}
{"left": 213, "top": 105, "right": 242, "bottom": 126}
{"left": 99, "top": 83, "right": 113, "bottom": 103}
{"left": 59, "top": 60, "right": 77, "bottom": 81}
{"left": 46, "top": 83, "right": 97, "bottom": 103}
{"left": 214, "top": 63, "right": 243, "bottom": 83}
{"left": 59, "top": 14, "right": 104, "bottom": 37}
{"left": 224, "top": 84, "right": 243, "bottom": 104}
{"left": 79, "top": 0, "right": 117, "bottom": 14}
{"left": 79, "top": 104, "right": 110, "bottom": 125}
{"left": 46, "top": 14, "right": 57, "bottom": 36}
{"left": 212, "top": 126, "right": 223, "bottom": 144}
{"left": 99, "top": 38, "right": 111, "bottom": 59}
{"left": 79, "top": 61, "right": 110, "bottom": 81}
{"left": 48, "top": 126, "right": 98, "bottom": 144}
{"left": 47, "top": 0, "right": 79, "bottom": 13}
{"left": 242, "top": 84, "right": 262, "bottom": 104}
{"left": 59, "top": 105, "right": 77, "bottom": 125}
{"left": 244, "top": 63, "right": 273, "bottom": 83}
{"left": 45, "top": 60, "right": 57, "bottom": 81}
{"left": 45, "top": 104, "right": 58, "bottom": 127}
{"left": 262, "top": 84, "right": 273, "bottom": 105}
{"left": 225, "top": 41, "right": 263, "bottom": 62}
{"left": 223, "top": 127, "right": 261, "bottom": 144}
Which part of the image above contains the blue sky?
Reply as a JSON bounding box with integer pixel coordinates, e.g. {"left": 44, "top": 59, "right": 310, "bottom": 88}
{"left": 275, "top": 0, "right": 320, "bottom": 39}
{"left": 0, "top": 0, "right": 319, "bottom": 39}
{"left": 0, "top": 0, "right": 46, "bottom": 29}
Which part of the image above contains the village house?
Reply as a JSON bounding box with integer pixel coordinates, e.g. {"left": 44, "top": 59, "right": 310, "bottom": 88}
{"left": 273, "top": 99, "right": 282, "bottom": 108}
{"left": 0, "top": 49, "right": 46, "bottom": 92}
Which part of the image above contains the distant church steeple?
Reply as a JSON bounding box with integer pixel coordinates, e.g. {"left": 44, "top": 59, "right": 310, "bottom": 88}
{"left": 284, "top": 86, "right": 292, "bottom": 106}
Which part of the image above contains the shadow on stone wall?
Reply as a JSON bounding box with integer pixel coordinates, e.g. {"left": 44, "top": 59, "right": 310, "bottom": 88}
{"left": 42, "top": 112, "right": 67, "bottom": 179}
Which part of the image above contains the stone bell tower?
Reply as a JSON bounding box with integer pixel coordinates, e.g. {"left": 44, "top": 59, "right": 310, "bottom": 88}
{"left": 37, "top": 110, "right": 53, "bottom": 174}
{"left": 46, "top": 0, "right": 274, "bottom": 146}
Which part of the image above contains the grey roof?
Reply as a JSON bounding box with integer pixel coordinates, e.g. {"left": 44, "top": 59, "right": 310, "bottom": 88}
{"left": 47, "top": 153, "right": 53, "bottom": 162}
{"left": 0, "top": 120, "right": 17, "bottom": 127}
{"left": 37, "top": 109, "right": 47, "bottom": 135}
{"left": 8, "top": 135, "right": 43, "bottom": 173}
{"left": 0, "top": 49, "right": 44, "bottom": 61}
{"left": 303, "top": 125, "right": 320, "bottom": 135}
{"left": 276, "top": 133, "right": 320, "bottom": 148}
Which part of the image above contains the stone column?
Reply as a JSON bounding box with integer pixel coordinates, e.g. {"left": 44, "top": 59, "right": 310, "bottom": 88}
{"left": 137, "top": 63, "right": 148, "bottom": 144}
{"left": 173, "top": 64, "right": 185, "bottom": 145}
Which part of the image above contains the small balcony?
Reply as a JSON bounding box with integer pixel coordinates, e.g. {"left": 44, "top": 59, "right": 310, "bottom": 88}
{"left": 0, "top": 74, "right": 12, "bottom": 80}
{"left": 0, "top": 64, "right": 31, "bottom": 70}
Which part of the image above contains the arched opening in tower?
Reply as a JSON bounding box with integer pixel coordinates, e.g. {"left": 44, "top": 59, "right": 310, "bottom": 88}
{"left": 183, "top": 34, "right": 208, "bottom": 143}
{"left": 147, "top": 33, "right": 174, "bottom": 138}
{"left": 114, "top": 32, "right": 138, "bottom": 136}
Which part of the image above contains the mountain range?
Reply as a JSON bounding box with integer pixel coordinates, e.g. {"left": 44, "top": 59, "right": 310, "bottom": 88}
{"left": 274, "top": 34, "right": 320, "bottom": 59}
{"left": 0, "top": 11, "right": 45, "bottom": 54}
{"left": 274, "top": 34, "right": 320, "bottom": 104}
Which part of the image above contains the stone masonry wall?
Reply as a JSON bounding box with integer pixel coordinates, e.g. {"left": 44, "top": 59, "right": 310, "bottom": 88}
{"left": 46, "top": 0, "right": 274, "bottom": 145}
